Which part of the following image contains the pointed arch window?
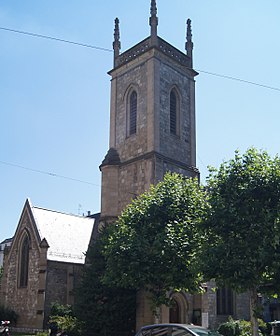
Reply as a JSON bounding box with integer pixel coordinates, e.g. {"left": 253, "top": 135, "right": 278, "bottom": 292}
{"left": 19, "top": 234, "right": 30, "bottom": 287}
{"left": 170, "top": 89, "right": 179, "bottom": 135}
{"left": 129, "top": 90, "right": 137, "bottom": 135}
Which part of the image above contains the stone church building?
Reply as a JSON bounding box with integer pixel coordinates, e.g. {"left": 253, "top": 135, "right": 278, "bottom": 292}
{"left": 0, "top": 199, "right": 98, "bottom": 329}
{"left": 0, "top": 0, "right": 251, "bottom": 332}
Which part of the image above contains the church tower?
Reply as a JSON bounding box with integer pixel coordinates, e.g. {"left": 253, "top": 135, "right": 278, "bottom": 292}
{"left": 100, "top": 1, "right": 199, "bottom": 224}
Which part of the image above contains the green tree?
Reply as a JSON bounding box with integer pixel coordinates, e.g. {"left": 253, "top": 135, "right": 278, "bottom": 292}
{"left": 103, "top": 172, "right": 209, "bottom": 308}
{"left": 75, "top": 231, "right": 136, "bottom": 336}
{"left": 202, "top": 148, "right": 280, "bottom": 336}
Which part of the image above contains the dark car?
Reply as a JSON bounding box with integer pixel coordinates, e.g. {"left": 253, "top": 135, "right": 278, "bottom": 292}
{"left": 135, "top": 323, "right": 221, "bottom": 336}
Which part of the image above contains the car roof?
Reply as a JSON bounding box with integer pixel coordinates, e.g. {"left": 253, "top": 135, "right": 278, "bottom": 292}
{"left": 139, "top": 324, "right": 206, "bottom": 330}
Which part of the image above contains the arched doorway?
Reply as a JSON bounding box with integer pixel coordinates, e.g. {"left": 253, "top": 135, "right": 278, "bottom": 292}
{"left": 170, "top": 298, "right": 180, "bottom": 323}
{"left": 169, "top": 292, "right": 189, "bottom": 324}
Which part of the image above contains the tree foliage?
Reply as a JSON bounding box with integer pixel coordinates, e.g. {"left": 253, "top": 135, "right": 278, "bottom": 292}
{"left": 201, "top": 148, "right": 280, "bottom": 335}
{"left": 202, "top": 148, "right": 280, "bottom": 291}
{"left": 102, "top": 172, "right": 209, "bottom": 307}
{"left": 75, "top": 230, "right": 136, "bottom": 336}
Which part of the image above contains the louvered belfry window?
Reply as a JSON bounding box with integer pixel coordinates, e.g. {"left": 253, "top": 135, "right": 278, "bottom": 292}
{"left": 170, "top": 89, "right": 177, "bottom": 135}
{"left": 20, "top": 235, "right": 30, "bottom": 287}
{"left": 129, "top": 91, "right": 137, "bottom": 135}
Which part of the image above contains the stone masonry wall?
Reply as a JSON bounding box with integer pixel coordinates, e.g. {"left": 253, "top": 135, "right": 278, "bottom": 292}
{"left": 205, "top": 280, "right": 250, "bottom": 329}
{"left": 154, "top": 156, "right": 197, "bottom": 183}
{"left": 2, "top": 212, "right": 41, "bottom": 328}
{"left": 115, "top": 62, "right": 148, "bottom": 162}
{"left": 44, "top": 261, "right": 83, "bottom": 326}
{"left": 118, "top": 156, "right": 155, "bottom": 214}
{"left": 159, "top": 61, "right": 192, "bottom": 166}
{"left": 236, "top": 292, "right": 250, "bottom": 321}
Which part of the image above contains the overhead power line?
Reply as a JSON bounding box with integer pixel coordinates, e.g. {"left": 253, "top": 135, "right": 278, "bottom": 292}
{"left": 0, "top": 160, "right": 139, "bottom": 196}
{"left": 1, "top": 26, "right": 280, "bottom": 92}
{"left": 196, "top": 69, "right": 280, "bottom": 92}
{"left": 0, "top": 26, "right": 113, "bottom": 52}
{"left": 0, "top": 160, "right": 99, "bottom": 186}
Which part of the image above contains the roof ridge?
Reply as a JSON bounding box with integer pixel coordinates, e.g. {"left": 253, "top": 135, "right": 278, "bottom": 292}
{"left": 32, "top": 206, "right": 95, "bottom": 219}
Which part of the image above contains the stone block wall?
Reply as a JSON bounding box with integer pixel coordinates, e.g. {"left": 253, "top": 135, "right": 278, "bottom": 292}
{"left": 205, "top": 280, "right": 250, "bottom": 329}
{"left": 114, "top": 62, "right": 148, "bottom": 162}
{"left": 159, "top": 61, "right": 192, "bottom": 166}
{"left": 155, "top": 156, "right": 198, "bottom": 183}
{"left": 1, "top": 213, "right": 42, "bottom": 329}
{"left": 44, "top": 261, "right": 83, "bottom": 326}
{"left": 235, "top": 292, "right": 250, "bottom": 321}
{"left": 118, "top": 156, "right": 155, "bottom": 213}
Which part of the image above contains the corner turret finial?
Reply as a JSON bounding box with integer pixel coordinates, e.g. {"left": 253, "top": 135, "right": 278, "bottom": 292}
{"left": 149, "top": 0, "right": 158, "bottom": 41}
{"left": 185, "top": 18, "right": 193, "bottom": 67}
{"left": 113, "top": 17, "right": 121, "bottom": 66}
{"left": 150, "top": 0, "right": 157, "bottom": 16}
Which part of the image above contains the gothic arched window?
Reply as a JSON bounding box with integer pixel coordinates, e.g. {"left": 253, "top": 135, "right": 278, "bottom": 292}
{"left": 170, "top": 89, "right": 179, "bottom": 135}
{"left": 129, "top": 90, "right": 137, "bottom": 135}
{"left": 19, "top": 234, "right": 30, "bottom": 287}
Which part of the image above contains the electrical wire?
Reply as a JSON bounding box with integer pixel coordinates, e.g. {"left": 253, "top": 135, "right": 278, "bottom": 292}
{"left": 0, "top": 160, "right": 99, "bottom": 186}
{"left": 1, "top": 26, "right": 280, "bottom": 92}
{"left": 0, "top": 160, "right": 137, "bottom": 196}
{"left": 0, "top": 27, "right": 113, "bottom": 52}
{"left": 1, "top": 26, "right": 280, "bottom": 192}
{"left": 196, "top": 68, "right": 280, "bottom": 92}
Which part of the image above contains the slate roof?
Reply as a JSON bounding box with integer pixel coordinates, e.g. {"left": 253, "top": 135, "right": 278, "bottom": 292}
{"left": 0, "top": 238, "right": 13, "bottom": 245}
{"left": 31, "top": 203, "right": 96, "bottom": 264}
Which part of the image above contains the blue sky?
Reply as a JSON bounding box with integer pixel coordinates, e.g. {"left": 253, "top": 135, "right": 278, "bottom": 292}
{"left": 1, "top": 0, "right": 280, "bottom": 242}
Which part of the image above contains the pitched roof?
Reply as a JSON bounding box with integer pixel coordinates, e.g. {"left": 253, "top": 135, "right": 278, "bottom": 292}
{"left": 0, "top": 238, "right": 13, "bottom": 245}
{"left": 31, "top": 204, "right": 96, "bottom": 264}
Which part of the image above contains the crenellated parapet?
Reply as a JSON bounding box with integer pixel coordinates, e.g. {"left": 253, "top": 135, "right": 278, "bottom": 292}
{"left": 113, "top": 36, "right": 193, "bottom": 70}
{"left": 158, "top": 37, "right": 193, "bottom": 69}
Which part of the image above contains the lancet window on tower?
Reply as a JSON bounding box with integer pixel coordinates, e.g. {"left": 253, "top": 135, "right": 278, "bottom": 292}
{"left": 170, "top": 89, "right": 179, "bottom": 135}
{"left": 129, "top": 90, "right": 137, "bottom": 135}
{"left": 19, "top": 233, "right": 30, "bottom": 287}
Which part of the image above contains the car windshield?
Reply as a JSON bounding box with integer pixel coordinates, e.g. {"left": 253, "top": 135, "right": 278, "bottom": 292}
{"left": 187, "top": 327, "right": 220, "bottom": 336}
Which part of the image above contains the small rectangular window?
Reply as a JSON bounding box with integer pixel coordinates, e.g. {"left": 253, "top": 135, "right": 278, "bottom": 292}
{"left": 217, "top": 287, "right": 234, "bottom": 315}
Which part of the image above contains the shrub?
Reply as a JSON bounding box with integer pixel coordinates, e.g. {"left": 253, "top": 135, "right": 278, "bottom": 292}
{"left": 49, "top": 303, "right": 82, "bottom": 336}
{"left": 50, "top": 303, "right": 73, "bottom": 317}
{"left": 218, "top": 317, "right": 241, "bottom": 336}
{"left": 218, "top": 318, "right": 272, "bottom": 336}
{"left": 49, "top": 315, "right": 82, "bottom": 336}
{"left": 36, "top": 332, "right": 49, "bottom": 336}
{"left": 238, "top": 320, "right": 251, "bottom": 336}
{"left": 0, "top": 304, "right": 18, "bottom": 325}
{"left": 258, "top": 319, "right": 272, "bottom": 336}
